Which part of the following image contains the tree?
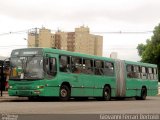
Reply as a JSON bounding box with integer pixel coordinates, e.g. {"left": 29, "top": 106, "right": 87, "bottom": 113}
{"left": 137, "top": 43, "right": 146, "bottom": 56}
{"left": 137, "top": 23, "right": 160, "bottom": 81}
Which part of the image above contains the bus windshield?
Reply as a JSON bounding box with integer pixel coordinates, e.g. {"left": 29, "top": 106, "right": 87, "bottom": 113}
{"left": 10, "top": 56, "right": 44, "bottom": 80}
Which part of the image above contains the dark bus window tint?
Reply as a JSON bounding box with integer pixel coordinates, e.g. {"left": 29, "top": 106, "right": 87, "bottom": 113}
{"left": 59, "top": 56, "right": 70, "bottom": 72}
{"left": 127, "top": 65, "right": 133, "bottom": 78}
{"left": 127, "top": 65, "right": 140, "bottom": 78}
{"left": 104, "top": 62, "right": 114, "bottom": 76}
{"left": 141, "top": 67, "right": 147, "bottom": 79}
{"left": 127, "top": 65, "right": 132, "bottom": 72}
{"left": 71, "top": 57, "right": 82, "bottom": 74}
{"left": 95, "top": 60, "right": 104, "bottom": 75}
{"left": 82, "top": 59, "right": 94, "bottom": 74}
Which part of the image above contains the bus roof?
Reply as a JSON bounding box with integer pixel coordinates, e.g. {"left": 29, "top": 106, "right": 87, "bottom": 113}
{"left": 11, "top": 47, "right": 158, "bottom": 68}
{"left": 124, "top": 60, "right": 157, "bottom": 68}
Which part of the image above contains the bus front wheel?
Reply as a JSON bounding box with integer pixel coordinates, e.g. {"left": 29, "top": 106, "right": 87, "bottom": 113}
{"left": 59, "top": 85, "right": 70, "bottom": 101}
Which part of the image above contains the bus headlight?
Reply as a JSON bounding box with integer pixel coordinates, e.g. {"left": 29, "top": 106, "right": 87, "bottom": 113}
{"left": 37, "top": 85, "right": 44, "bottom": 89}
{"left": 9, "top": 86, "right": 13, "bottom": 89}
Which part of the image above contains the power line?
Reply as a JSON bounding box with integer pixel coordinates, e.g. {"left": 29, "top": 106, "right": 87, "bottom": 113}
{"left": 91, "top": 31, "right": 153, "bottom": 34}
{"left": 0, "top": 45, "right": 26, "bottom": 48}
{"left": 0, "top": 27, "right": 154, "bottom": 36}
{"left": 0, "top": 29, "right": 32, "bottom": 36}
{"left": 51, "top": 29, "right": 153, "bottom": 34}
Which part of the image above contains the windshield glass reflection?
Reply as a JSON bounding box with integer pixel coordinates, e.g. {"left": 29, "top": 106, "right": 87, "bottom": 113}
{"left": 10, "top": 56, "right": 44, "bottom": 80}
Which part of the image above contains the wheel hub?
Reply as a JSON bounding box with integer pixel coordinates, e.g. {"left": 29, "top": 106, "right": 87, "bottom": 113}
{"left": 61, "top": 89, "right": 67, "bottom": 97}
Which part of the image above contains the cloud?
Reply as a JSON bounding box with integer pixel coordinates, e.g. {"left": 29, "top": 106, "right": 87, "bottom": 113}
{"left": 0, "top": 0, "right": 160, "bottom": 25}
{"left": 0, "top": 0, "right": 159, "bottom": 61}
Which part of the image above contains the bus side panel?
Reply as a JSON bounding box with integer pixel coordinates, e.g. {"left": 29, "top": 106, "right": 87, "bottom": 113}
{"left": 42, "top": 78, "right": 60, "bottom": 96}
{"left": 79, "top": 74, "right": 94, "bottom": 96}
{"left": 71, "top": 87, "right": 85, "bottom": 96}
{"left": 125, "top": 78, "right": 158, "bottom": 97}
{"left": 58, "top": 73, "right": 87, "bottom": 97}
{"left": 150, "top": 80, "right": 158, "bottom": 96}
{"left": 43, "top": 86, "right": 59, "bottom": 96}
{"left": 125, "top": 78, "right": 142, "bottom": 97}
{"left": 70, "top": 74, "right": 95, "bottom": 97}
{"left": 93, "top": 76, "right": 116, "bottom": 97}
{"left": 151, "top": 80, "right": 158, "bottom": 96}
{"left": 143, "top": 80, "right": 158, "bottom": 96}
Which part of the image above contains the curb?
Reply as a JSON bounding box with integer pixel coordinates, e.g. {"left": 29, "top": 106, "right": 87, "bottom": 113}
{"left": 0, "top": 97, "right": 27, "bottom": 101}
{"left": 0, "top": 91, "right": 27, "bottom": 101}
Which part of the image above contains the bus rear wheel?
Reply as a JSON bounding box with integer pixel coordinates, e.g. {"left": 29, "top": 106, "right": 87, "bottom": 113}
{"left": 59, "top": 85, "right": 70, "bottom": 101}
{"left": 140, "top": 87, "right": 147, "bottom": 100}
{"left": 136, "top": 87, "right": 147, "bottom": 100}
{"left": 102, "top": 86, "right": 111, "bottom": 101}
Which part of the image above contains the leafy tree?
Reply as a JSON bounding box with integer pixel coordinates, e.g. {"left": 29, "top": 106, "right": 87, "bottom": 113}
{"left": 137, "top": 23, "right": 160, "bottom": 81}
{"left": 137, "top": 43, "right": 146, "bottom": 56}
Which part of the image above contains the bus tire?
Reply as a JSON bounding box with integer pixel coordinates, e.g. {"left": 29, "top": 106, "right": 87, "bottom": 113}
{"left": 59, "top": 85, "right": 70, "bottom": 101}
{"left": 102, "top": 86, "right": 111, "bottom": 101}
{"left": 140, "top": 87, "right": 147, "bottom": 100}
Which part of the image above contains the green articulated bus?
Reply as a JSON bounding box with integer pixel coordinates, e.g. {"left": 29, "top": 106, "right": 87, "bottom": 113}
{"left": 8, "top": 48, "right": 158, "bottom": 101}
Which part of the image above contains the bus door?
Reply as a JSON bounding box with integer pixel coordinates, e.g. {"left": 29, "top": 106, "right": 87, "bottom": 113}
{"left": 44, "top": 53, "right": 58, "bottom": 88}
{"left": 115, "top": 60, "right": 126, "bottom": 97}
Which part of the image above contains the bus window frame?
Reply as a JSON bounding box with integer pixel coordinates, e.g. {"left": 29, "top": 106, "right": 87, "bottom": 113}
{"left": 127, "top": 65, "right": 141, "bottom": 79}
{"left": 153, "top": 68, "right": 158, "bottom": 80}
{"left": 59, "top": 55, "right": 71, "bottom": 73}
{"left": 94, "top": 60, "right": 104, "bottom": 76}
{"left": 82, "top": 58, "right": 94, "bottom": 75}
{"left": 45, "top": 55, "right": 57, "bottom": 79}
{"left": 71, "top": 56, "right": 82, "bottom": 74}
{"left": 140, "top": 66, "right": 147, "bottom": 79}
{"left": 104, "top": 61, "right": 114, "bottom": 76}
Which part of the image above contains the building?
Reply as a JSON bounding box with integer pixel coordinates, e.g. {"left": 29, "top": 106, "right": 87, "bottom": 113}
{"left": 28, "top": 26, "right": 103, "bottom": 56}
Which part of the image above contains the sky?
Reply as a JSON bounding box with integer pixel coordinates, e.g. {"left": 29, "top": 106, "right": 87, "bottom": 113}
{"left": 0, "top": 0, "right": 160, "bottom": 61}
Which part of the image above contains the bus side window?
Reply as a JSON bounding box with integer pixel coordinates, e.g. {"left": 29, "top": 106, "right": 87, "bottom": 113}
{"left": 153, "top": 68, "right": 157, "bottom": 80}
{"left": 59, "top": 56, "right": 70, "bottom": 72}
{"left": 133, "top": 66, "right": 141, "bottom": 79}
{"left": 148, "top": 68, "right": 154, "bottom": 80}
{"left": 95, "top": 60, "right": 104, "bottom": 75}
{"left": 82, "top": 59, "right": 94, "bottom": 74}
{"left": 71, "top": 57, "right": 82, "bottom": 74}
{"left": 137, "top": 66, "right": 141, "bottom": 79}
{"left": 141, "top": 67, "right": 147, "bottom": 79}
{"left": 127, "top": 65, "right": 133, "bottom": 78}
{"left": 104, "top": 62, "right": 114, "bottom": 76}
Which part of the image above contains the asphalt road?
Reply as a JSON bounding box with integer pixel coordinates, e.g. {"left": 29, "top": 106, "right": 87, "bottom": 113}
{"left": 0, "top": 96, "right": 160, "bottom": 114}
